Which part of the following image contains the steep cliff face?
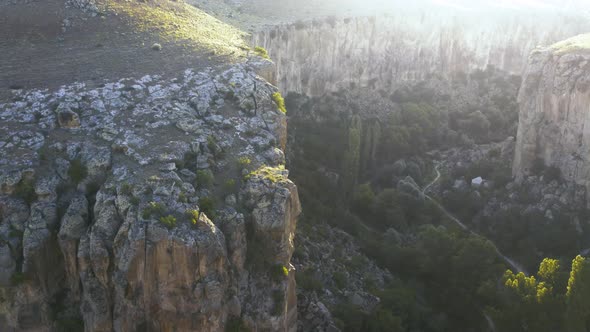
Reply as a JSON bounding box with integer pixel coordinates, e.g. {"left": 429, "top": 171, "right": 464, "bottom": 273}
{"left": 0, "top": 60, "right": 300, "bottom": 331}
{"left": 513, "top": 34, "right": 590, "bottom": 196}
{"left": 253, "top": 13, "right": 590, "bottom": 96}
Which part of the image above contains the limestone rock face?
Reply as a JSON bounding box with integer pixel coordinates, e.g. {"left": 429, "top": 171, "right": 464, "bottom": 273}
{"left": 0, "top": 62, "right": 299, "bottom": 331}
{"left": 513, "top": 34, "right": 590, "bottom": 200}
{"left": 253, "top": 13, "right": 590, "bottom": 96}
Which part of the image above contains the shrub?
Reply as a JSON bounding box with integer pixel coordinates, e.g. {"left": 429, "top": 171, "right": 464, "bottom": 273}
{"left": 272, "top": 92, "right": 287, "bottom": 114}
{"left": 159, "top": 215, "right": 177, "bottom": 229}
{"left": 237, "top": 156, "right": 252, "bottom": 169}
{"left": 196, "top": 169, "right": 214, "bottom": 188}
{"left": 544, "top": 166, "right": 561, "bottom": 183}
{"left": 207, "top": 136, "right": 218, "bottom": 155}
{"left": 151, "top": 43, "right": 162, "bottom": 51}
{"left": 333, "top": 271, "right": 347, "bottom": 289}
{"left": 120, "top": 182, "right": 133, "bottom": 195}
{"left": 10, "top": 272, "right": 27, "bottom": 285}
{"left": 86, "top": 180, "right": 101, "bottom": 195}
{"left": 225, "top": 317, "right": 250, "bottom": 332}
{"left": 55, "top": 317, "right": 84, "bottom": 332}
{"left": 245, "top": 165, "right": 288, "bottom": 183}
{"left": 270, "top": 264, "right": 289, "bottom": 282}
{"left": 271, "top": 290, "right": 285, "bottom": 316}
{"left": 225, "top": 90, "right": 236, "bottom": 101}
{"left": 254, "top": 46, "right": 269, "bottom": 59}
{"left": 296, "top": 269, "right": 322, "bottom": 291}
{"left": 531, "top": 157, "right": 545, "bottom": 175}
{"left": 14, "top": 179, "right": 37, "bottom": 204}
{"left": 224, "top": 179, "right": 237, "bottom": 192}
{"left": 198, "top": 196, "right": 216, "bottom": 219}
{"left": 186, "top": 209, "right": 200, "bottom": 225}
{"left": 178, "top": 192, "right": 188, "bottom": 203}
{"left": 68, "top": 159, "right": 88, "bottom": 185}
{"left": 142, "top": 201, "right": 166, "bottom": 219}
{"left": 130, "top": 196, "right": 140, "bottom": 206}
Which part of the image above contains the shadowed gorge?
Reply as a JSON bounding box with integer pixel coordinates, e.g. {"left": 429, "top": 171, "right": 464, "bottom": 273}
{"left": 2, "top": 1, "right": 590, "bottom": 331}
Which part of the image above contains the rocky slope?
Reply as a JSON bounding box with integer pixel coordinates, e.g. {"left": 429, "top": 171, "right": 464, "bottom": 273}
{"left": 513, "top": 34, "right": 590, "bottom": 202}
{"left": 253, "top": 13, "right": 590, "bottom": 96}
{"left": 0, "top": 58, "right": 300, "bottom": 331}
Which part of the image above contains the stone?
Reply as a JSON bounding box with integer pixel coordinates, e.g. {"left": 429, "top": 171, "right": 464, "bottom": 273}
{"left": 471, "top": 177, "right": 484, "bottom": 188}
{"left": 0, "top": 61, "right": 299, "bottom": 331}
{"left": 56, "top": 104, "right": 81, "bottom": 128}
{"left": 513, "top": 34, "right": 590, "bottom": 205}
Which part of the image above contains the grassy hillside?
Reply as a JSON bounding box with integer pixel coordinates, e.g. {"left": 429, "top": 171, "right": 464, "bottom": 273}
{"left": 0, "top": 0, "right": 249, "bottom": 99}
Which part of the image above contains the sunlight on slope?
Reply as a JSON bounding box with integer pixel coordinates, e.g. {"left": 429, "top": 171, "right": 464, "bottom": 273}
{"left": 106, "top": 0, "right": 249, "bottom": 57}
{"left": 550, "top": 33, "right": 590, "bottom": 55}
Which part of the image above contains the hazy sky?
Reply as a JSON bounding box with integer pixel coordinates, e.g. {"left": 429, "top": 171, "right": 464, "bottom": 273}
{"left": 431, "top": 0, "right": 588, "bottom": 11}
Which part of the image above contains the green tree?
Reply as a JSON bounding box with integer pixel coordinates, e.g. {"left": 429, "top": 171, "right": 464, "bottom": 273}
{"left": 566, "top": 255, "right": 590, "bottom": 332}
{"left": 343, "top": 115, "right": 362, "bottom": 198}
{"left": 353, "top": 183, "right": 375, "bottom": 215}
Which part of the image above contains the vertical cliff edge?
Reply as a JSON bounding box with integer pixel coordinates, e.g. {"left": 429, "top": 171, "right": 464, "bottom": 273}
{"left": 253, "top": 13, "right": 590, "bottom": 96}
{"left": 513, "top": 33, "right": 590, "bottom": 200}
{"left": 0, "top": 58, "right": 300, "bottom": 331}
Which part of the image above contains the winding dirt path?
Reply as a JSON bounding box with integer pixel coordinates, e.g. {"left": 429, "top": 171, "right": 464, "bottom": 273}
{"left": 422, "top": 163, "right": 528, "bottom": 275}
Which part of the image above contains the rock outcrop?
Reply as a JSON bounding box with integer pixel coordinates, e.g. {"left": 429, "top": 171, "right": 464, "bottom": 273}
{"left": 0, "top": 59, "right": 300, "bottom": 331}
{"left": 253, "top": 13, "right": 590, "bottom": 96}
{"left": 513, "top": 33, "right": 590, "bottom": 201}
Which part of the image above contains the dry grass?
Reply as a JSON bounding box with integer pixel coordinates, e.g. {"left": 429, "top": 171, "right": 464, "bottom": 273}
{"left": 550, "top": 33, "right": 590, "bottom": 55}
{"left": 106, "top": 0, "right": 249, "bottom": 57}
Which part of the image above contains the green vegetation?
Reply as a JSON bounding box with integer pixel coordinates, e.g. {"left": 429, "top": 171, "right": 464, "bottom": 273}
{"left": 283, "top": 69, "right": 584, "bottom": 331}
{"left": 550, "top": 33, "right": 590, "bottom": 55}
{"left": 270, "top": 264, "right": 289, "bottom": 282}
{"left": 178, "top": 192, "right": 188, "bottom": 203}
{"left": 207, "top": 136, "right": 219, "bottom": 155}
{"left": 296, "top": 269, "right": 323, "bottom": 292}
{"left": 245, "top": 165, "right": 288, "bottom": 183}
{"left": 186, "top": 209, "right": 200, "bottom": 225}
{"left": 272, "top": 92, "right": 287, "bottom": 114}
{"left": 237, "top": 156, "right": 252, "bottom": 169}
{"left": 198, "top": 196, "right": 216, "bottom": 219}
{"left": 196, "top": 169, "right": 214, "bottom": 188}
{"left": 14, "top": 178, "right": 37, "bottom": 204}
{"left": 10, "top": 272, "right": 27, "bottom": 285}
{"left": 333, "top": 303, "right": 404, "bottom": 332}
{"left": 159, "top": 215, "right": 177, "bottom": 229}
{"left": 55, "top": 317, "right": 84, "bottom": 332}
{"left": 130, "top": 196, "right": 140, "bottom": 206}
{"left": 223, "top": 179, "right": 237, "bottom": 192}
{"left": 271, "top": 290, "right": 285, "bottom": 316}
{"left": 120, "top": 182, "right": 133, "bottom": 195}
{"left": 333, "top": 271, "right": 347, "bottom": 289}
{"left": 254, "top": 46, "right": 270, "bottom": 59}
{"left": 225, "top": 317, "right": 250, "bottom": 332}
{"left": 342, "top": 115, "right": 361, "bottom": 197}
{"left": 68, "top": 158, "right": 88, "bottom": 185}
{"left": 142, "top": 201, "right": 166, "bottom": 219}
{"left": 489, "top": 256, "right": 590, "bottom": 332}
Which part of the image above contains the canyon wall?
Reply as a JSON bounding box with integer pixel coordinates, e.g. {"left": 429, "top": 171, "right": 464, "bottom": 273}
{"left": 513, "top": 34, "right": 590, "bottom": 195}
{"left": 0, "top": 60, "right": 300, "bottom": 331}
{"left": 253, "top": 12, "right": 590, "bottom": 96}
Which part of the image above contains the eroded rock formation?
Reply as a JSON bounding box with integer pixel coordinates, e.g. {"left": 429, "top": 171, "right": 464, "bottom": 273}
{"left": 513, "top": 34, "right": 590, "bottom": 200}
{"left": 0, "top": 59, "right": 300, "bottom": 331}
{"left": 253, "top": 13, "right": 590, "bottom": 96}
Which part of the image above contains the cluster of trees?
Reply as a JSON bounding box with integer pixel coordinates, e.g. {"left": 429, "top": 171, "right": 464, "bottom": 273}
{"left": 283, "top": 68, "right": 584, "bottom": 331}
{"left": 330, "top": 219, "right": 506, "bottom": 331}
{"left": 493, "top": 256, "right": 590, "bottom": 332}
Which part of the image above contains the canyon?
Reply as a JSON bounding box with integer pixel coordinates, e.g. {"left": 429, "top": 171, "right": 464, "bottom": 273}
{"left": 2, "top": 0, "right": 590, "bottom": 331}
{"left": 253, "top": 10, "right": 590, "bottom": 96}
